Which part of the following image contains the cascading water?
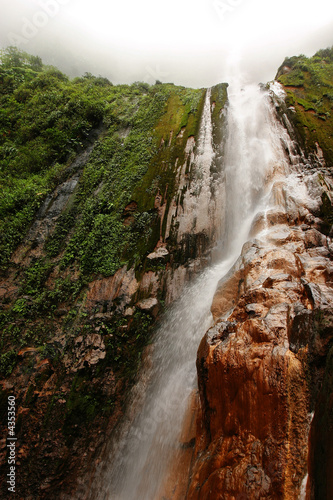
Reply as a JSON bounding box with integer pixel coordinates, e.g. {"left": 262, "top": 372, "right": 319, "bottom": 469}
{"left": 90, "top": 80, "right": 300, "bottom": 500}
{"left": 222, "top": 83, "right": 288, "bottom": 250}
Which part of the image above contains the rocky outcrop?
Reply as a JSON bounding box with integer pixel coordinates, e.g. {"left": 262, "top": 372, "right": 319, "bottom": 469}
{"left": 186, "top": 62, "right": 333, "bottom": 499}
{"left": 2, "top": 48, "right": 333, "bottom": 499}
{"left": 0, "top": 82, "right": 228, "bottom": 498}
{"left": 187, "top": 187, "right": 333, "bottom": 498}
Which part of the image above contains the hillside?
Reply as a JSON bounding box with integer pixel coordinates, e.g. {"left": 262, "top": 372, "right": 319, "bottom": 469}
{"left": 1, "top": 46, "right": 333, "bottom": 499}
{"left": 0, "top": 46, "right": 227, "bottom": 497}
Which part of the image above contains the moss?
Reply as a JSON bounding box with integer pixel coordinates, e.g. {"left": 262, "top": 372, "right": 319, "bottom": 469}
{"left": 210, "top": 83, "right": 228, "bottom": 169}
{"left": 24, "top": 383, "right": 38, "bottom": 406}
{"left": 172, "top": 232, "right": 210, "bottom": 264}
{"left": 96, "top": 310, "right": 155, "bottom": 380}
{"left": 62, "top": 374, "right": 106, "bottom": 443}
{"left": 210, "top": 83, "right": 228, "bottom": 123}
{"left": 154, "top": 93, "right": 187, "bottom": 142}
{"left": 0, "top": 349, "right": 17, "bottom": 376}
{"left": 2, "top": 79, "right": 198, "bottom": 348}
{"left": 126, "top": 86, "right": 207, "bottom": 270}
{"left": 277, "top": 47, "right": 333, "bottom": 165}
{"left": 59, "top": 309, "right": 155, "bottom": 444}
{"left": 0, "top": 48, "right": 230, "bottom": 497}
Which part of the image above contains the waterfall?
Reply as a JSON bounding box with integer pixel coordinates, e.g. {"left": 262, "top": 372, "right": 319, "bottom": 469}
{"left": 89, "top": 81, "right": 299, "bottom": 500}
{"left": 223, "top": 83, "right": 289, "bottom": 252}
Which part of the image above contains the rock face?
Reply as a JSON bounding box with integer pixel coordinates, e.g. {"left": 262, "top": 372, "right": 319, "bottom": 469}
{"left": 1, "top": 49, "right": 333, "bottom": 499}
{"left": 0, "top": 82, "right": 228, "bottom": 499}
{"left": 185, "top": 66, "right": 333, "bottom": 500}
{"left": 187, "top": 197, "right": 333, "bottom": 499}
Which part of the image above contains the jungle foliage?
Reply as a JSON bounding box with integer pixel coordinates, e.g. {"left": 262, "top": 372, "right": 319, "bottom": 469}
{"left": 277, "top": 46, "right": 333, "bottom": 165}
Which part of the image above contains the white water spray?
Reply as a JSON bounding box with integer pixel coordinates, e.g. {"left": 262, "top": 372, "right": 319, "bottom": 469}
{"left": 90, "top": 81, "right": 304, "bottom": 500}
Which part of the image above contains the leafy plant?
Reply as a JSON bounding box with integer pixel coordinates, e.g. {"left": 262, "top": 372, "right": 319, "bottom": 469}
{"left": 0, "top": 350, "right": 17, "bottom": 376}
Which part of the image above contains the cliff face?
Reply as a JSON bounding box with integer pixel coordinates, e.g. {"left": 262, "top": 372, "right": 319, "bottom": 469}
{"left": 188, "top": 51, "right": 333, "bottom": 500}
{"left": 1, "top": 46, "right": 333, "bottom": 500}
{"left": 0, "top": 48, "right": 228, "bottom": 498}
{"left": 189, "top": 216, "right": 333, "bottom": 499}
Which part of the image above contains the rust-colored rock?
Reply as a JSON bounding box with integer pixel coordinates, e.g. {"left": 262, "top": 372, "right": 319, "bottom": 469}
{"left": 188, "top": 218, "right": 333, "bottom": 499}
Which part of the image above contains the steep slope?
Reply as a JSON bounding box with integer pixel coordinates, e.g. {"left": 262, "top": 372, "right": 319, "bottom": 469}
{"left": 0, "top": 48, "right": 228, "bottom": 498}
{"left": 1, "top": 45, "right": 333, "bottom": 500}
{"left": 188, "top": 51, "right": 333, "bottom": 499}
{"left": 276, "top": 48, "right": 333, "bottom": 169}
{"left": 276, "top": 47, "right": 333, "bottom": 500}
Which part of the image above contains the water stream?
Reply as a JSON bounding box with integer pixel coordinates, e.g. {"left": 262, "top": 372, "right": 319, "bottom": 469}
{"left": 92, "top": 81, "right": 298, "bottom": 500}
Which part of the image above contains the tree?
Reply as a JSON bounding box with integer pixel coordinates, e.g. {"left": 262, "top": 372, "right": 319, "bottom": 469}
{"left": 0, "top": 46, "right": 25, "bottom": 68}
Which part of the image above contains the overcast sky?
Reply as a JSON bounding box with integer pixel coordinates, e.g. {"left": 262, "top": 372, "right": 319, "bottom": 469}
{"left": 0, "top": 0, "right": 333, "bottom": 87}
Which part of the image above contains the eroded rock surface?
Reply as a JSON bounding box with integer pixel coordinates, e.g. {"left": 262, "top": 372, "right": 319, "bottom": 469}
{"left": 188, "top": 212, "right": 333, "bottom": 499}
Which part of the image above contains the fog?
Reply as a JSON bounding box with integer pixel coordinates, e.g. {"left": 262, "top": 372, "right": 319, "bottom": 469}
{"left": 0, "top": 0, "right": 333, "bottom": 87}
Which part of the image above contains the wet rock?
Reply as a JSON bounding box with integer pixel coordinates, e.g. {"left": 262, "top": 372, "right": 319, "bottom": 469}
{"left": 303, "top": 228, "right": 328, "bottom": 248}
{"left": 308, "top": 345, "right": 333, "bottom": 500}
{"left": 154, "top": 189, "right": 163, "bottom": 209}
{"left": 250, "top": 210, "right": 289, "bottom": 236}
{"left": 122, "top": 200, "right": 138, "bottom": 217}
{"left": 189, "top": 206, "right": 333, "bottom": 498}
{"left": 211, "top": 258, "right": 244, "bottom": 320}
{"left": 91, "top": 312, "right": 113, "bottom": 321}
{"left": 136, "top": 298, "right": 159, "bottom": 316}
{"left": 138, "top": 271, "right": 160, "bottom": 299}
{"left": 85, "top": 267, "right": 138, "bottom": 313}
{"left": 147, "top": 246, "right": 169, "bottom": 261}
{"left": 245, "top": 303, "right": 266, "bottom": 317}
{"left": 124, "top": 307, "right": 135, "bottom": 317}
{"left": 71, "top": 334, "right": 106, "bottom": 371}
{"left": 262, "top": 273, "right": 292, "bottom": 288}
{"left": 289, "top": 304, "right": 312, "bottom": 353}
{"left": 122, "top": 201, "right": 138, "bottom": 225}
{"left": 54, "top": 308, "right": 68, "bottom": 317}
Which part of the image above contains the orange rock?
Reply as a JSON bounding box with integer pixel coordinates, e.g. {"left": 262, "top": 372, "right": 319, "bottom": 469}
{"left": 188, "top": 219, "right": 333, "bottom": 499}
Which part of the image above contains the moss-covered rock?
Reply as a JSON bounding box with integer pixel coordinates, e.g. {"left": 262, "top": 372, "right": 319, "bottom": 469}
{"left": 276, "top": 47, "right": 333, "bottom": 166}
{"left": 0, "top": 48, "right": 228, "bottom": 498}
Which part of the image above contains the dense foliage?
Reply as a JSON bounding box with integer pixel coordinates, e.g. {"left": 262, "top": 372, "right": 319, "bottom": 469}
{"left": 0, "top": 46, "right": 204, "bottom": 391}
{"left": 0, "top": 46, "right": 203, "bottom": 273}
{"left": 0, "top": 47, "right": 220, "bottom": 497}
{"left": 277, "top": 47, "right": 333, "bottom": 165}
{"left": 0, "top": 48, "right": 109, "bottom": 268}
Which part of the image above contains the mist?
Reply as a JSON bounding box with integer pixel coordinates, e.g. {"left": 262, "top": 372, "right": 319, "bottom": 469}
{"left": 0, "top": 0, "right": 333, "bottom": 87}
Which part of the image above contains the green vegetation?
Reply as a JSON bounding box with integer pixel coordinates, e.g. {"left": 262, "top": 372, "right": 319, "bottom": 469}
{"left": 0, "top": 47, "right": 209, "bottom": 469}
{"left": 0, "top": 48, "right": 109, "bottom": 269}
{"left": 320, "top": 191, "right": 333, "bottom": 235}
{"left": 0, "top": 349, "right": 17, "bottom": 376}
{"left": 62, "top": 372, "right": 114, "bottom": 443}
{"left": 0, "top": 48, "right": 231, "bottom": 497}
{"left": 277, "top": 47, "right": 333, "bottom": 165}
{"left": 278, "top": 52, "right": 333, "bottom": 495}
{"left": 0, "top": 46, "right": 204, "bottom": 274}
